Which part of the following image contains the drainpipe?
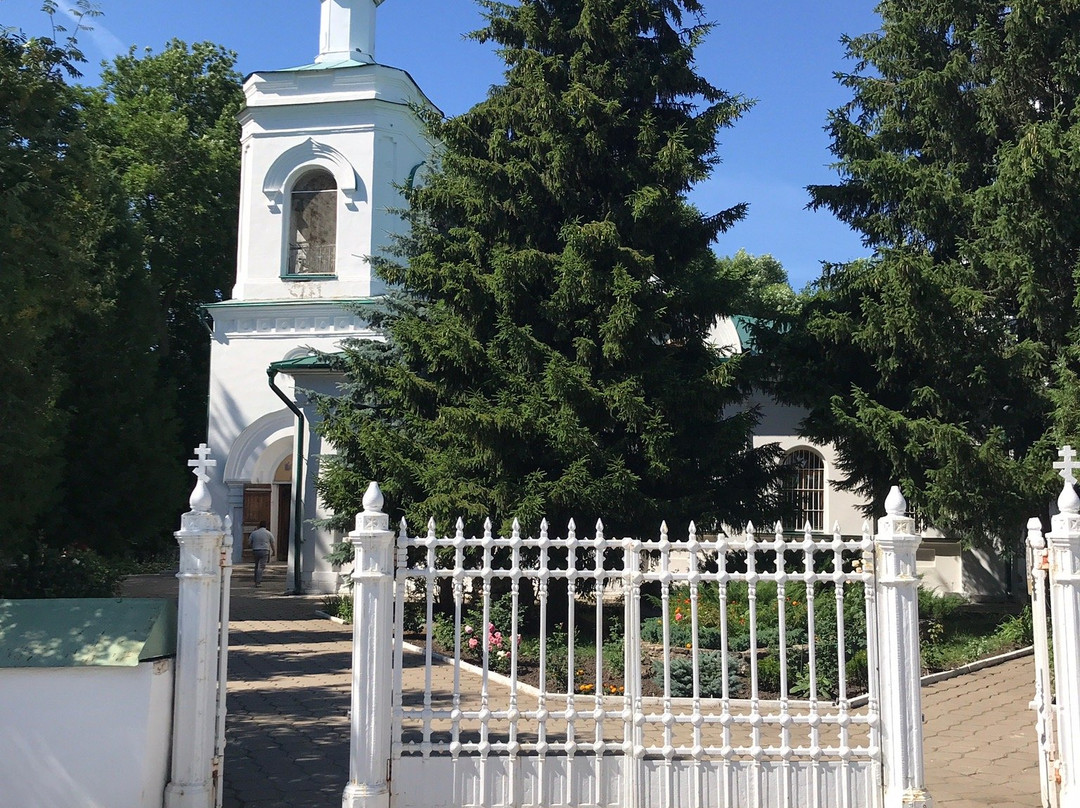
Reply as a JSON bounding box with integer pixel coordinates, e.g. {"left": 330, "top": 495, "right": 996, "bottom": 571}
{"left": 268, "top": 367, "right": 305, "bottom": 594}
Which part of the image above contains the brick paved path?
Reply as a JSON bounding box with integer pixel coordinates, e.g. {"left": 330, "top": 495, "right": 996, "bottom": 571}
{"left": 124, "top": 566, "right": 1043, "bottom": 807}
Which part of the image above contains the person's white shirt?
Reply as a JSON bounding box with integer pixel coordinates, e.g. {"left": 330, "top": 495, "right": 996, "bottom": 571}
{"left": 250, "top": 527, "right": 275, "bottom": 553}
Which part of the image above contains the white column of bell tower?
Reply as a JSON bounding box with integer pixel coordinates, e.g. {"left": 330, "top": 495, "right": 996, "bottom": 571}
{"left": 317, "top": 0, "right": 386, "bottom": 65}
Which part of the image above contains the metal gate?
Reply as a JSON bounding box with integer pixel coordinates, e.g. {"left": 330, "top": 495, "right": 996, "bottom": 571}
{"left": 389, "top": 518, "right": 884, "bottom": 808}
{"left": 1028, "top": 517, "right": 1061, "bottom": 808}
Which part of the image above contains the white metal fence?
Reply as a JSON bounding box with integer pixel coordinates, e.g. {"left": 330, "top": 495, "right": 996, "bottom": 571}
{"left": 1027, "top": 444, "right": 1080, "bottom": 807}
{"left": 341, "top": 483, "right": 932, "bottom": 808}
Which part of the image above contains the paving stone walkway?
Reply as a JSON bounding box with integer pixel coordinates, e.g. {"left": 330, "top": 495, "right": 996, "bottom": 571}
{"left": 124, "top": 565, "right": 1043, "bottom": 807}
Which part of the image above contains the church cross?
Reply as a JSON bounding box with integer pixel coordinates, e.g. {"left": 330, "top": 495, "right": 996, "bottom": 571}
{"left": 189, "top": 443, "right": 217, "bottom": 483}
{"left": 1055, "top": 444, "right": 1078, "bottom": 485}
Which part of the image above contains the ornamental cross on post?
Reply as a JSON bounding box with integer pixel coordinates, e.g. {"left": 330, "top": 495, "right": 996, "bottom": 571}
{"left": 1055, "top": 444, "right": 1078, "bottom": 486}
{"left": 189, "top": 443, "right": 217, "bottom": 484}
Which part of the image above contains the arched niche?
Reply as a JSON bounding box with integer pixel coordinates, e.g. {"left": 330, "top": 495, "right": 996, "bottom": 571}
{"left": 224, "top": 408, "right": 296, "bottom": 484}
{"left": 262, "top": 139, "right": 367, "bottom": 211}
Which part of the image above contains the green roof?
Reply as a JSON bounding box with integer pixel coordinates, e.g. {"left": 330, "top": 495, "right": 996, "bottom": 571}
{"left": 279, "top": 58, "right": 375, "bottom": 72}
{"left": 270, "top": 352, "right": 344, "bottom": 373}
{"left": 732, "top": 315, "right": 758, "bottom": 353}
{"left": 0, "top": 598, "right": 176, "bottom": 668}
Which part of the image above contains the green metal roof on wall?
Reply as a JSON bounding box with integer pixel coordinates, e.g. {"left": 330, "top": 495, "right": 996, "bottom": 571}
{"left": 732, "top": 315, "right": 758, "bottom": 352}
{"left": 279, "top": 58, "right": 375, "bottom": 72}
{"left": 269, "top": 352, "right": 345, "bottom": 372}
{"left": 0, "top": 598, "right": 176, "bottom": 668}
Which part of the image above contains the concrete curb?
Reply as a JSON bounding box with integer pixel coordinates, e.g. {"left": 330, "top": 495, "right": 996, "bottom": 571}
{"left": 919, "top": 644, "right": 1033, "bottom": 687}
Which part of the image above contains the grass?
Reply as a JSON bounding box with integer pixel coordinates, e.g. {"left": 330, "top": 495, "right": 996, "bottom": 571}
{"left": 320, "top": 594, "right": 354, "bottom": 624}
{"left": 920, "top": 602, "right": 1032, "bottom": 674}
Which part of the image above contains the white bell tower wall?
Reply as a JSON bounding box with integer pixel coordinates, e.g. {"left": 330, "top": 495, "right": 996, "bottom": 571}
{"left": 232, "top": 64, "right": 431, "bottom": 301}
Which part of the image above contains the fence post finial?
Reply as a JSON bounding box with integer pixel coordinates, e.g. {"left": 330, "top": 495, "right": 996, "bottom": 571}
{"left": 363, "top": 481, "right": 384, "bottom": 513}
{"left": 884, "top": 484, "right": 906, "bottom": 516}
{"left": 187, "top": 442, "right": 216, "bottom": 513}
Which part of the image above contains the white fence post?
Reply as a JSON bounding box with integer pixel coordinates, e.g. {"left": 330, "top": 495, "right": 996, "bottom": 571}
{"left": 1027, "top": 516, "right": 1059, "bottom": 808}
{"left": 874, "top": 485, "right": 931, "bottom": 808}
{"left": 165, "top": 444, "right": 225, "bottom": 808}
{"left": 1047, "top": 467, "right": 1080, "bottom": 802}
{"left": 343, "top": 482, "right": 396, "bottom": 808}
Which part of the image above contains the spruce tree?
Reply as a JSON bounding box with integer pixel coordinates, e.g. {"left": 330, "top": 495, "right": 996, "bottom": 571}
{"left": 316, "top": 0, "right": 782, "bottom": 535}
{"left": 760, "top": 1, "right": 1080, "bottom": 546}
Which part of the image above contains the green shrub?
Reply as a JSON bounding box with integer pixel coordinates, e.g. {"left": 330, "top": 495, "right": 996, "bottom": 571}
{"left": 401, "top": 599, "right": 427, "bottom": 634}
{"left": 918, "top": 586, "right": 966, "bottom": 622}
{"left": 756, "top": 655, "right": 782, "bottom": 693}
{"left": 656, "top": 651, "right": 742, "bottom": 698}
{"left": 320, "top": 594, "right": 353, "bottom": 623}
{"left": 641, "top": 616, "right": 723, "bottom": 649}
{"left": 995, "top": 607, "right": 1033, "bottom": 647}
{"left": 0, "top": 545, "right": 123, "bottom": 598}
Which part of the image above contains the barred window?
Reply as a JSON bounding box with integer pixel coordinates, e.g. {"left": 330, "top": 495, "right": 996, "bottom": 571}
{"left": 288, "top": 170, "right": 337, "bottom": 275}
{"left": 784, "top": 449, "right": 825, "bottom": 531}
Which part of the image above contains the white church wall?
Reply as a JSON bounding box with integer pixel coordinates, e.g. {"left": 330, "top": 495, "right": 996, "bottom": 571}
{"left": 206, "top": 299, "right": 379, "bottom": 567}
{"left": 748, "top": 392, "right": 1017, "bottom": 600}
{"left": 751, "top": 395, "right": 868, "bottom": 535}
{"left": 291, "top": 371, "right": 354, "bottom": 594}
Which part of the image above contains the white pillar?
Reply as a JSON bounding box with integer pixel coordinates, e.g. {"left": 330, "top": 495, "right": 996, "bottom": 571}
{"left": 342, "top": 482, "right": 396, "bottom": 808}
{"left": 874, "top": 486, "right": 932, "bottom": 808}
{"left": 1048, "top": 476, "right": 1080, "bottom": 801}
{"left": 166, "top": 445, "right": 225, "bottom": 808}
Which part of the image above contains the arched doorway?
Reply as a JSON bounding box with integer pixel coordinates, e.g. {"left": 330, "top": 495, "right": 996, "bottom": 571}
{"left": 236, "top": 433, "right": 294, "bottom": 562}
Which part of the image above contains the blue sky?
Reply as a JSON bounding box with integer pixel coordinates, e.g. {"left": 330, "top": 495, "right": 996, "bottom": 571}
{"left": 4, "top": 0, "right": 884, "bottom": 290}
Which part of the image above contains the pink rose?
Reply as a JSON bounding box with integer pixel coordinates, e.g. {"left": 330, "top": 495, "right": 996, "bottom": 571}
{"left": 464, "top": 625, "right": 473, "bottom": 634}
{"left": 468, "top": 637, "right": 478, "bottom": 649}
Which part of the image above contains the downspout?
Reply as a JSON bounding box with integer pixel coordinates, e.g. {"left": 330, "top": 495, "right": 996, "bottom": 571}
{"left": 268, "top": 367, "right": 305, "bottom": 594}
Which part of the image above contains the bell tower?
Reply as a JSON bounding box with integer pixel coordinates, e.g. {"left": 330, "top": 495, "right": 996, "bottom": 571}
{"left": 317, "top": 0, "right": 387, "bottom": 64}
{"left": 204, "top": 0, "right": 434, "bottom": 592}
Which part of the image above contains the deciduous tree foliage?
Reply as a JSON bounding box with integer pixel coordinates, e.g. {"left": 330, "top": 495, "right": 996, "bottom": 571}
{"left": 315, "top": 0, "right": 782, "bottom": 535}
{"left": 0, "top": 31, "right": 90, "bottom": 548}
{"left": 85, "top": 40, "right": 243, "bottom": 453}
{"left": 759, "top": 0, "right": 1080, "bottom": 546}
{"left": 0, "top": 22, "right": 242, "bottom": 559}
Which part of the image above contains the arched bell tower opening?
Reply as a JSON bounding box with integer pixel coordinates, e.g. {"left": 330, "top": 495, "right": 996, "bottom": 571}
{"left": 288, "top": 170, "right": 338, "bottom": 276}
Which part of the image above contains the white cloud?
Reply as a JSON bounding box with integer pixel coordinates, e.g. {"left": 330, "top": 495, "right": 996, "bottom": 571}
{"left": 56, "top": 0, "right": 126, "bottom": 61}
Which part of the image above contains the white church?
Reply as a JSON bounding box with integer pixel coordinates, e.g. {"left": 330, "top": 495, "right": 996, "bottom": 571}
{"left": 204, "top": 0, "right": 1018, "bottom": 600}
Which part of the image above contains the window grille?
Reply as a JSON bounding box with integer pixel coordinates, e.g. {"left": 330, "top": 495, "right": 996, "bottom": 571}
{"left": 784, "top": 448, "right": 825, "bottom": 531}
{"left": 288, "top": 170, "right": 337, "bottom": 275}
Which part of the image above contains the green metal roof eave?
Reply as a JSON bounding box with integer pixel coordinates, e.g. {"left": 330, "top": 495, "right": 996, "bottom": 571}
{"left": 202, "top": 297, "right": 380, "bottom": 311}
{"left": 269, "top": 352, "right": 346, "bottom": 373}
{"left": 0, "top": 598, "right": 176, "bottom": 668}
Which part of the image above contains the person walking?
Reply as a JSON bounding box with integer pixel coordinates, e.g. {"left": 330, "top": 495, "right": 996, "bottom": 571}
{"left": 249, "top": 522, "right": 275, "bottom": 587}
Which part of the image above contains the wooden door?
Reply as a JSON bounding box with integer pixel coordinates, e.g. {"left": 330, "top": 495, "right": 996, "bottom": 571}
{"left": 275, "top": 483, "right": 291, "bottom": 559}
{"left": 242, "top": 485, "right": 271, "bottom": 559}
